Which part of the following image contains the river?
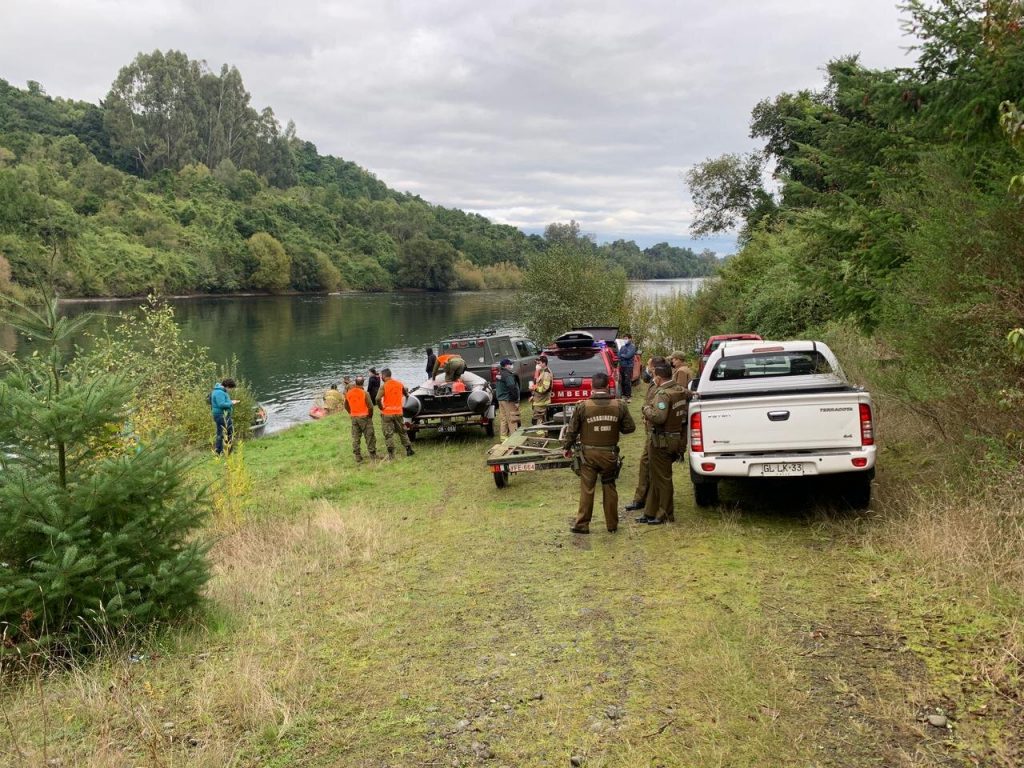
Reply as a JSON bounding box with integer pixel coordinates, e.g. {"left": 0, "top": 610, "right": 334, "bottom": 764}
{"left": 1, "top": 278, "right": 705, "bottom": 433}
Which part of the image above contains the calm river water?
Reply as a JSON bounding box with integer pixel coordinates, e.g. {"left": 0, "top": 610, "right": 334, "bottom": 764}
{"left": 2, "top": 278, "right": 705, "bottom": 433}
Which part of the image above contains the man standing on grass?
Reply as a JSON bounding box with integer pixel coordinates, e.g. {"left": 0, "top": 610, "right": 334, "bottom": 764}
{"left": 529, "top": 354, "right": 552, "bottom": 424}
{"left": 564, "top": 372, "right": 636, "bottom": 534}
{"left": 670, "top": 350, "right": 694, "bottom": 389}
{"left": 210, "top": 377, "right": 238, "bottom": 456}
{"left": 636, "top": 362, "right": 691, "bottom": 526}
{"left": 376, "top": 368, "right": 414, "bottom": 460}
{"left": 367, "top": 367, "right": 382, "bottom": 404}
{"left": 345, "top": 375, "right": 378, "bottom": 463}
{"left": 618, "top": 333, "right": 637, "bottom": 402}
{"left": 495, "top": 358, "right": 521, "bottom": 439}
{"left": 625, "top": 356, "right": 666, "bottom": 513}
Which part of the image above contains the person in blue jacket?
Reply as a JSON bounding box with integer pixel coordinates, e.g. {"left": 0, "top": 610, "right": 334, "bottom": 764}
{"left": 618, "top": 334, "right": 637, "bottom": 402}
{"left": 210, "top": 378, "right": 238, "bottom": 455}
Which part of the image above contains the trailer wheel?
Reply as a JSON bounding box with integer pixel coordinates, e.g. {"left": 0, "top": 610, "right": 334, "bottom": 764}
{"left": 484, "top": 419, "right": 494, "bottom": 437}
{"left": 493, "top": 470, "right": 509, "bottom": 489}
{"left": 692, "top": 478, "right": 719, "bottom": 508}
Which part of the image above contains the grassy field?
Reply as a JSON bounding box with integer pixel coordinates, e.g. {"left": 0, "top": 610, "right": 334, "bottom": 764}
{"left": 2, "top": 406, "right": 1021, "bottom": 767}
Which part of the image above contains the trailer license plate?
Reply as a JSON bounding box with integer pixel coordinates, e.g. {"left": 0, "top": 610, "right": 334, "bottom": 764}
{"left": 508, "top": 462, "right": 536, "bottom": 472}
{"left": 759, "top": 462, "right": 805, "bottom": 476}
{"left": 438, "top": 423, "right": 457, "bottom": 434}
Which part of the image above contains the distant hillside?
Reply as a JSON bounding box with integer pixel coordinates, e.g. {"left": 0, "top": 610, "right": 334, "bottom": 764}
{"left": 0, "top": 51, "right": 716, "bottom": 298}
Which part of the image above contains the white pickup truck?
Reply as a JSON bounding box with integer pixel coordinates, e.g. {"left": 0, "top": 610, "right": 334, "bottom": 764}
{"left": 687, "top": 340, "right": 876, "bottom": 508}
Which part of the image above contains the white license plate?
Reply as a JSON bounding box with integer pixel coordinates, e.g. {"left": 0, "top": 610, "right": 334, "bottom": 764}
{"left": 438, "top": 424, "right": 457, "bottom": 434}
{"left": 758, "top": 462, "right": 805, "bottom": 476}
{"left": 507, "top": 462, "right": 536, "bottom": 472}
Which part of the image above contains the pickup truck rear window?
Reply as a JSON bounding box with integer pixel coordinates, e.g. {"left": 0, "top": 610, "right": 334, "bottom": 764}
{"left": 548, "top": 351, "right": 604, "bottom": 378}
{"left": 710, "top": 350, "right": 833, "bottom": 381}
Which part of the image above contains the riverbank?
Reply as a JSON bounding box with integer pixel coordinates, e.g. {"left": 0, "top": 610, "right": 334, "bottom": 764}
{"left": 2, "top": 411, "right": 1020, "bottom": 766}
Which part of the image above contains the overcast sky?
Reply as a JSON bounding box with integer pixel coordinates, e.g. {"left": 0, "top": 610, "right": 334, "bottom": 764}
{"left": 0, "top": 0, "right": 914, "bottom": 253}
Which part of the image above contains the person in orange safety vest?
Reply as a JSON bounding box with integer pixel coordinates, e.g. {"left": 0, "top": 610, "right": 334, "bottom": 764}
{"left": 375, "top": 368, "right": 415, "bottom": 460}
{"left": 344, "top": 376, "right": 378, "bottom": 463}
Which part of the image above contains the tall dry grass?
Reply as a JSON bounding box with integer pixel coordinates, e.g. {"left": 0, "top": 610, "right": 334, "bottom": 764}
{"left": 1, "top": 497, "right": 390, "bottom": 766}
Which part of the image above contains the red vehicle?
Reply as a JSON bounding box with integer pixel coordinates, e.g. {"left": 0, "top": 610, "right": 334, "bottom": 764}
{"left": 543, "top": 331, "right": 619, "bottom": 422}
{"left": 698, "top": 333, "right": 763, "bottom": 375}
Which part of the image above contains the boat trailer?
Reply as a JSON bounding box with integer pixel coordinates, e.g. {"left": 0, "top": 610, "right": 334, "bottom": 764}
{"left": 485, "top": 422, "right": 572, "bottom": 488}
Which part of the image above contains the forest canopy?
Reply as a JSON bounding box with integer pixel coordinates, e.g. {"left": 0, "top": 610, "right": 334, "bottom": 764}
{"left": 0, "top": 51, "right": 717, "bottom": 297}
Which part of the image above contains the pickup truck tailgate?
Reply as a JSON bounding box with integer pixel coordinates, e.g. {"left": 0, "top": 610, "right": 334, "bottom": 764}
{"left": 697, "top": 391, "right": 865, "bottom": 453}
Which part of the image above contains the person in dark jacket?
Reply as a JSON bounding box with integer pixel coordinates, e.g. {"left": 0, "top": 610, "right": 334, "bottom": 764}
{"left": 425, "top": 348, "right": 437, "bottom": 379}
{"left": 495, "top": 358, "right": 521, "bottom": 439}
{"left": 618, "top": 334, "right": 637, "bottom": 402}
{"left": 209, "top": 378, "right": 238, "bottom": 455}
{"left": 367, "top": 367, "right": 382, "bottom": 404}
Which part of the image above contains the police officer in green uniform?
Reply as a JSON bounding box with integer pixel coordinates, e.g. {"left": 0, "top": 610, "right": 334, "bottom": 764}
{"left": 563, "top": 372, "right": 636, "bottom": 534}
{"left": 625, "top": 356, "right": 667, "bottom": 512}
{"left": 636, "top": 362, "right": 692, "bottom": 525}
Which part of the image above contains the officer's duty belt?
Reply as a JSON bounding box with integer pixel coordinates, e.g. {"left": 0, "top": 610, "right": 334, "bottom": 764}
{"left": 581, "top": 444, "right": 618, "bottom": 451}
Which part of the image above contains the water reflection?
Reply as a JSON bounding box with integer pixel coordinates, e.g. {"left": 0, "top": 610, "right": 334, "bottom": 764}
{"left": 628, "top": 277, "right": 708, "bottom": 300}
{"left": 2, "top": 280, "right": 705, "bottom": 434}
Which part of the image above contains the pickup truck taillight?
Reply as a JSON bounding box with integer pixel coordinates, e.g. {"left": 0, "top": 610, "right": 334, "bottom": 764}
{"left": 859, "top": 403, "right": 874, "bottom": 446}
{"left": 690, "top": 412, "right": 704, "bottom": 453}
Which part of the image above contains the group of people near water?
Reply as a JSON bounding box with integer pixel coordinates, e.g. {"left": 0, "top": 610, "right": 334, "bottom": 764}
{"left": 320, "top": 367, "right": 416, "bottom": 462}
{"left": 209, "top": 342, "right": 698, "bottom": 532}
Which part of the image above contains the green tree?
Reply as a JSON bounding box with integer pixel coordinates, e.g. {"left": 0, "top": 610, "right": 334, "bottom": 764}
{"left": 543, "top": 219, "right": 596, "bottom": 249}
{"left": 0, "top": 295, "right": 209, "bottom": 653}
{"left": 247, "top": 231, "right": 291, "bottom": 291}
{"left": 396, "top": 237, "right": 457, "bottom": 290}
{"left": 521, "top": 243, "right": 626, "bottom": 344}
{"left": 685, "top": 152, "right": 775, "bottom": 239}
{"left": 104, "top": 50, "right": 204, "bottom": 176}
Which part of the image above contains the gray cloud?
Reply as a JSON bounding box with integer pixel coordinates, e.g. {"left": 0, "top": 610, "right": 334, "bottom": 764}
{"left": 0, "top": 0, "right": 912, "bottom": 252}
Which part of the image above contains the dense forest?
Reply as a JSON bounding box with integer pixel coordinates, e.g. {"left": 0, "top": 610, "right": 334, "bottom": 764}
{"left": 680, "top": 0, "right": 1024, "bottom": 448}
{"left": 0, "top": 51, "right": 717, "bottom": 298}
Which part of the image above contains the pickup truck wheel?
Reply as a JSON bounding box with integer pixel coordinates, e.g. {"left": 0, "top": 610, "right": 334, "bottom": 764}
{"left": 843, "top": 474, "right": 872, "bottom": 509}
{"left": 493, "top": 470, "right": 509, "bottom": 489}
{"left": 693, "top": 478, "right": 719, "bottom": 507}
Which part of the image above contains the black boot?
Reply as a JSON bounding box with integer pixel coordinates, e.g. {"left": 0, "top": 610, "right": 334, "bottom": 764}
{"left": 406, "top": 446, "right": 415, "bottom": 457}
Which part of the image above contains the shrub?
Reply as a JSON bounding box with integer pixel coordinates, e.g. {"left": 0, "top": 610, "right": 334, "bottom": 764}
{"left": 247, "top": 232, "right": 291, "bottom": 291}
{"left": 0, "top": 296, "right": 210, "bottom": 655}
{"left": 454, "top": 258, "right": 486, "bottom": 290}
{"left": 85, "top": 297, "right": 255, "bottom": 446}
{"left": 480, "top": 261, "right": 523, "bottom": 289}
